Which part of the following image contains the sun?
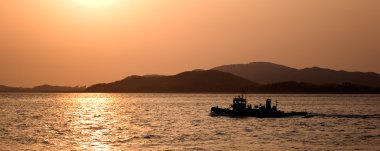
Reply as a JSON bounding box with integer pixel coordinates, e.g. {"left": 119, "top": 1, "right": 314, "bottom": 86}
{"left": 73, "top": 0, "right": 121, "bottom": 8}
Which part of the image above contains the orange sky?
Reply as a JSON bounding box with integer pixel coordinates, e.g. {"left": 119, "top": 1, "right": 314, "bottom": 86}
{"left": 0, "top": 0, "right": 379, "bottom": 87}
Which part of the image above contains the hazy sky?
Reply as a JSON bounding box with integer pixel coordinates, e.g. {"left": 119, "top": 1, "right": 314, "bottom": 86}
{"left": 1, "top": 0, "right": 379, "bottom": 87}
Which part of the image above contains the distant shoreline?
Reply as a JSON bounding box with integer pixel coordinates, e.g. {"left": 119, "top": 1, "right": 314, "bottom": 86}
{"left": 0, "top": 91, "right": 379, "bottom": 94}
{"left": 2, "top": 62, "right": 380, "bottom": 94}
{"left": 1, "top": 81, "right": 379, "bottom": 94}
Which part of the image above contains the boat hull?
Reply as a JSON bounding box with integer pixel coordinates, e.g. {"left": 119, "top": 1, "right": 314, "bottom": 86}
{"left": 211, "top": 107, "right": 308, "bottom": 118}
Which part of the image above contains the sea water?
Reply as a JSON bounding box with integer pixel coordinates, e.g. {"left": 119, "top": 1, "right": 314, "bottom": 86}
{"left": 0, "top": 93, "right": 379, "bottom": 150}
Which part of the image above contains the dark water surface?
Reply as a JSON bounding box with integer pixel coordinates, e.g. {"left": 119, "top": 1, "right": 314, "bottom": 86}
{"left": 0, "top": 93, "right": 379, "bottom": 150}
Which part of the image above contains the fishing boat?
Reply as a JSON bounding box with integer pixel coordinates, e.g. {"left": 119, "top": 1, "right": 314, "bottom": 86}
{"left": 210, "top": 93, "right": 308, "bottom": 118}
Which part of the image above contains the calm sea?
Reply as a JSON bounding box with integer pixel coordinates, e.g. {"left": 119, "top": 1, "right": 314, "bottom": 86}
{"left": 0, "top": 93, "right": 379, "bottom": 150}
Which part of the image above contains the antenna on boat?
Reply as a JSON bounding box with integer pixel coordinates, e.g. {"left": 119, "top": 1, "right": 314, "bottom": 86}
{"left": 241, "top": 88, "right": 246, "bottom": 99}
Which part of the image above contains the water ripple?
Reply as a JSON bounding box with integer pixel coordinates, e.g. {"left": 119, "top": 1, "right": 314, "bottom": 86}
{"left": 0, "top": 93, "right": 379, "bottom": 150}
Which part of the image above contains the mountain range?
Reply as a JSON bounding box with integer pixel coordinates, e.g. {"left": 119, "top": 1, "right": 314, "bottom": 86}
{"left": 0, "top": 85, "right": 85, "bottom": 93}
{"left": 86, "top": 70, "right": 256, "bottom": 93}
{"left": 1, "top": 62, "right": 379, "bottom": 93}
{"left": 213, "top": 62, "right": 380, "bottom": 87}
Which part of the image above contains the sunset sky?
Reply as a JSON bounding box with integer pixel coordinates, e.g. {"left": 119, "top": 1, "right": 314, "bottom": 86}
{"left": 1, "top": 0, "right": 379, "bottom": 87}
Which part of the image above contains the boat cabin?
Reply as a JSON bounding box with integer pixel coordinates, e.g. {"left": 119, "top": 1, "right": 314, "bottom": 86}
{"left": 231, "top": 96, "right": 247, "bottom": 110}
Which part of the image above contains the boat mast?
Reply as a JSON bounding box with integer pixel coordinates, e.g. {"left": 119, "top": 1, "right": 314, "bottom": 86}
{"left": 241, "top": 88, "right": 245, "bottom": 99}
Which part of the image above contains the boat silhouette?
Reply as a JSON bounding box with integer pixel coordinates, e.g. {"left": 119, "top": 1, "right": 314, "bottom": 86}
{"left": 210, "top": 93, "right": 308, "bottom": 118}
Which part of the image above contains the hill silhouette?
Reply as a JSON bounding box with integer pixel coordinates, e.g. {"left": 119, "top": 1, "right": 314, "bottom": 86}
{"left": 32, "top": 85, "right": 86, "bottom": 92}
{"left": 213, "top": 62, "right": 380, "bottom": 87}
{"left": 86, "top": 70, "right": 257, "bottom": 93}
{"left": 0, "top": 85, "right": 85, "bottom": 93}
{"left": 0, "top": 85, "right": 27, "bottom": 92}
{"left": 1, "top": 62, "right": 379, "bottom": 93}
{"left": 249, "top": 81, "right": 379, "bottom": 94}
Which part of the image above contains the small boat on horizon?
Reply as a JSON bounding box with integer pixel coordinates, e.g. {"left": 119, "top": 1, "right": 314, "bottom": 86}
{"left": 210, "top": 93, "right": 308, "bottom": 118}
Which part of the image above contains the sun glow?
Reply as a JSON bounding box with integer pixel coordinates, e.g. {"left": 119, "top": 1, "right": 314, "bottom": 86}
{"left": 73, "top": 0, "right": 121, "bottom": 8}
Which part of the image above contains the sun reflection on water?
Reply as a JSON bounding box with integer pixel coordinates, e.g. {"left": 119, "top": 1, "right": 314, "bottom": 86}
{"left": 1, "top": 94, "right": 378, "bottom": 150}
{"left": 72, "top": 94, "right": 114, "bottom": 150}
